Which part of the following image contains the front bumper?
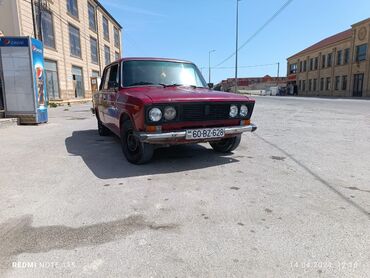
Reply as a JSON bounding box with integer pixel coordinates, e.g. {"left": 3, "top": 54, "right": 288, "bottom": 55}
{"left": 137, "top": 124, "right": 257, "bottom": 143}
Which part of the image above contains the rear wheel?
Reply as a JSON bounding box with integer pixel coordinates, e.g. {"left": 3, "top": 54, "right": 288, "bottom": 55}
{"left": 210, "top": 135, "right": 241, "bottom": 153}
{"left": 97, "top": 118, "right": 110, "bottom": 136}
{"left": 121, "top": 120, "right": 154, "bottom": 164}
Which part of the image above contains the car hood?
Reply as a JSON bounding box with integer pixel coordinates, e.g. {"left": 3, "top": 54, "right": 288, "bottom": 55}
{"left": 125, "top": 86, "right": 254, "bottom": 104}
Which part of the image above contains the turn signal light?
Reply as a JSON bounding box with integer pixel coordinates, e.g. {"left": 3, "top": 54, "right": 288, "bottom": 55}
{"left": 241, "top": 119, "right": 251, "bottom": 126}
{"left": 146, "top": 125, "right": 161, "bottom": 132}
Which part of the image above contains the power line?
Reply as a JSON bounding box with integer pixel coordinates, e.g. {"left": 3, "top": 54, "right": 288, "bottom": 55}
{"left": 214, "top": 0, "right": 294, "bottom": 68}
{"left": 199, "top": 62, "right": 278, "bottom": 70}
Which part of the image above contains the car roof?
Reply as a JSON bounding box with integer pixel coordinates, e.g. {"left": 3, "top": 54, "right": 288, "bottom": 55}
{"left": 114, "top": 57, "right": 194, "bottom": 64}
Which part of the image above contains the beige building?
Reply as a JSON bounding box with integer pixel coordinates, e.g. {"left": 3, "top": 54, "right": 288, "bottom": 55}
{"left": 287, "top": 18, "right": 370, "bottom": 97}
{"left": 0, "top": 0, "right": 122, "bottom": 102}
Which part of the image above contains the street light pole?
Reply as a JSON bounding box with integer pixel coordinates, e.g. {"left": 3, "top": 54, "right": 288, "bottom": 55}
{"left": 208, "top": 49, "right": 215, "bottom": 84}
{"left": 234, "top": 0, "right": 241, "bottom": 93}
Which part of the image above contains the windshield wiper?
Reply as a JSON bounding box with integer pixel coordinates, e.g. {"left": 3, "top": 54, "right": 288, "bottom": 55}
{"left": 127, "top": 82, "right": 163, "bottom": 87}
{"left": 160, "top": 83, "right": 197, "bottom": 89}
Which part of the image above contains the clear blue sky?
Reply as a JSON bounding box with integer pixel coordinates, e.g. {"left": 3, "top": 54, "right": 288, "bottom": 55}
{"left": 100, "top": 0, "right": 370, "bottom": 84}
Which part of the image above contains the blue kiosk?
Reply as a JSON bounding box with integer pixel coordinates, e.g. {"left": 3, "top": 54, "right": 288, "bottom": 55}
{"left": 0, "top": 37, "right": 48, "bottom": 124}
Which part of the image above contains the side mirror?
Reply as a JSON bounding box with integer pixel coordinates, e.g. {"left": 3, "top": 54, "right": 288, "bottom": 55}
{"left": 208, "top": 83, "right": 214, "bottom": 89}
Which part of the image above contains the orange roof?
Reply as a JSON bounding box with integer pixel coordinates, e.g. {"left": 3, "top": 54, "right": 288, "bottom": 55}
{"left": 288, "top": 29, "right": 353, "bottom": 60}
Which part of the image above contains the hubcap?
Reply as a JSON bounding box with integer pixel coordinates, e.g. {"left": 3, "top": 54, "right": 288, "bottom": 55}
{"left": 127, "top": 132, "right": 139, "bottom": 152}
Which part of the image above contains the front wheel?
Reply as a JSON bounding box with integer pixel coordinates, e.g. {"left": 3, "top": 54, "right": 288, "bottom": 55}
{"left": 210, "top": 135, "right": 242, "bottom": 153}
{"left": 121, "top": 120, "right": 154, "bottom": 164}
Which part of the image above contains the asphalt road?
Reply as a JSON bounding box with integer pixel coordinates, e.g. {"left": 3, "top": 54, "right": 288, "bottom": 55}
{"left": 1, "top": 96, "right": 370, "bottom": 278}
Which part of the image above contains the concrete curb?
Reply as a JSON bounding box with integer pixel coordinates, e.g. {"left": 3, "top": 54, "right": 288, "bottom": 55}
{"left": 0, "top": 118, "right": 18, "bottom": 129}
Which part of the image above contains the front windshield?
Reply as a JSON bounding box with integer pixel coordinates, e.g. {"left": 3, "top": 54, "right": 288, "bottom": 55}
{"left": 122, "top": 60, "right": 207, "bottom": 88}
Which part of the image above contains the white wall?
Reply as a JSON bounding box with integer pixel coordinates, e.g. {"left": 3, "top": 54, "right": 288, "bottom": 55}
{"left": 0, "top": 0, "right": 22, "bottom": 36}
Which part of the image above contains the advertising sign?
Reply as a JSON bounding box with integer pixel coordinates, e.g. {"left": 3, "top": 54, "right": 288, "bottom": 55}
{"left": 0, "top": 37, "right": 48, "bottom": 124}
{"left": 31, "top": 38, "right": 48, "bottom": 123}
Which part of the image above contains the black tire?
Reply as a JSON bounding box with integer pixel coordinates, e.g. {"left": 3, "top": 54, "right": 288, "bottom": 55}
{"left": 120, "top": 120, "right": 154, "bottom": 164}
{"left": 97, "top": 118, "right": 110, "bottom": 136}
{"left": 210, "top": 135, "right": 242, "bottom": 153}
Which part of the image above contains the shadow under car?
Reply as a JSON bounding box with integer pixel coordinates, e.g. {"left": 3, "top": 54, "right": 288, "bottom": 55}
{"left": 65, "top": 129, "right": 240, "bottom": 179}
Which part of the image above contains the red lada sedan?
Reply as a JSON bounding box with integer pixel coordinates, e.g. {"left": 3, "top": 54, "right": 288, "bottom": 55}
{"left": 93, "top": 58, "right": 257, "bottom": 164}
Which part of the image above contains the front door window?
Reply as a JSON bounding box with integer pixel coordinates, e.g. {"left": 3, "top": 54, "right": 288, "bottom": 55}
{"left": 353, "top": 73, "right": 364, "bottom": 97}
{"left": 72, "top": 66, "right": 84, "bottom": 98}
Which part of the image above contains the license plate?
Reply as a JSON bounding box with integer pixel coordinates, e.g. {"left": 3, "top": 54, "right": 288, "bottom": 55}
{"left": 185, "top": 128, "right": 225, "bottom": 140}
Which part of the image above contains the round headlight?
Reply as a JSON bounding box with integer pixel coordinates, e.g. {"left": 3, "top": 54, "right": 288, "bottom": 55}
{"left": 229, "top": 105, "right": 238, "bottom": 118}
{"left": 240, "top": 105, "right": 248, "bottom": 117}
{"left": 164, "top": 106, "right": 176, "bottom": 121}
{"left": 149, "top": 107, "right": 162, "bottom": 122}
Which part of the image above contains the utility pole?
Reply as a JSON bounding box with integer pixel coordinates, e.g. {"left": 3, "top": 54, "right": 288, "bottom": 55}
{"left": 234, "top": 0, "right": 241, "bottom": 94}
{"left": 276, "top": 62, "right": 280, "bottom": 86}
{"left": 208, "top": 50, "right": 215, "bottom": 84}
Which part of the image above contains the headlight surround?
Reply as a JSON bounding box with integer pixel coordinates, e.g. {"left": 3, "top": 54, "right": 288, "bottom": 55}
{"left": 240, "top": 105, "right": 249, "bottom": 117}
{"left": 149, "top": 107, "right": 162, "bottom": 122}
{"left": 229, "top": 105, "right": 238, "bottom": 118}
{"left": 164, "top": 106, "right": 177, "bottom": 121}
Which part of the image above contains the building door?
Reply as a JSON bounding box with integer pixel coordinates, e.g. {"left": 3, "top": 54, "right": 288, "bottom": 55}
{"left": 72, "top": 66, "right": 84, "bottom": 98}
{"left": 353, "top": 73, "right": 364, "bottom": 97}
{"left": 0, "top": 75, "right": 4, "bottom": 111}
{"left": 44, "top": 60, "right": 60, "bottom": 100}
{"left": 90, "top": 70, "right": 100, "bottom": 96}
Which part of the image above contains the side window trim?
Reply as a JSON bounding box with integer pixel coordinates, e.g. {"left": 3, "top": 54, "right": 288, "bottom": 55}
{"left": 120, "top": 61, "right": 124, "bottom": 88}
{"left": 103, "top": 67, "right": 111, "bottom": 90}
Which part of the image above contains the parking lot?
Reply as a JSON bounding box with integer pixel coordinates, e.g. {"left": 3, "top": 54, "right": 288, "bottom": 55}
{"left": 1, "top": 96, "right": 370, "bottom": 277}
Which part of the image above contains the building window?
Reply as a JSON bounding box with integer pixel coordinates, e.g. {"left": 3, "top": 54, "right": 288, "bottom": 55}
{"left": 92, "top": 70, "right": 100, "bottom": 78}
{"left": 309, "top": 58, "right": 313, "bottom": 71}
{"left": 114, "top": 27, "right": 120, "bottom": 48}
{"left": 303, "top": 60, "right": 307, "bottom": 72}
{"left": 104, "top": 45, "right": 111, "bottom": 65}
{"left": 298, "top": 80, "right": 302, "bottom": 91}
{"left": 40, "top": 10, "right": 55, "bottom": 48}
{"left": 320, "top": 78, "right": 324, "bottom": 91}
{"left": 68, "top": 24, "right": 81, "bottom": 57}
{"left": 335, "top": 76, "right": 340, "bottom": 90}
{"left": 103, "top": 16, "right": 109, "bottom": 40}
{"left": 327, "top": 53, "right": 332, "bottom": 67}
{"left": 302, "top": 80, "right": 306, "bottom": 91}
{"left": 67, "top": 0, "right": 78, "bottom": 18}
{"left": 313, "top": 79, "right": 317, "bottom": 91}
{"left": 308, "top": 79, "right": 312, "bottom": 91}
{"left": 355, "top": 44, "right": 367, "bottom": 62}
{"left": 289, "top": 63, "right": 297, "bottom": 74}
{"left": 90, "top": 37, "right": 98, "bottom": 64}
{"left": 115, "top": 52, "right": 120, "bottom": 61}
{"left": 299, "top": 61, "right": 303, "bottom": 72}
{"left": 88, "top": 2, "right": 96, "bottom": 31}
{"left": 326, "top": 77, "right": 331, "bottom": 91}
{"left": 342, "top": 75, "right": 347, "bottom": 90}
{"left": 344, "top": 48, "right": 350, "bottom": 64}
{"left": 337, "top": 50, "right": 342, "bottom": 65}
{"left": 45, "top": 60, "right": 60, "bottom": 100}
{"left": 321, "top": 55, "right": 326, "bottom": 68}
{"left": 314, "top": 57, "right": 318, "bottom": 70}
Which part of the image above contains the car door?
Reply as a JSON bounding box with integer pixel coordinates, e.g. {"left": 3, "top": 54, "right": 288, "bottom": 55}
{"left": 98, "top": 67, "right": 111, "bottom": 125}
{"left": 105, "top": 63, "right": 120, "bottom": 133}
